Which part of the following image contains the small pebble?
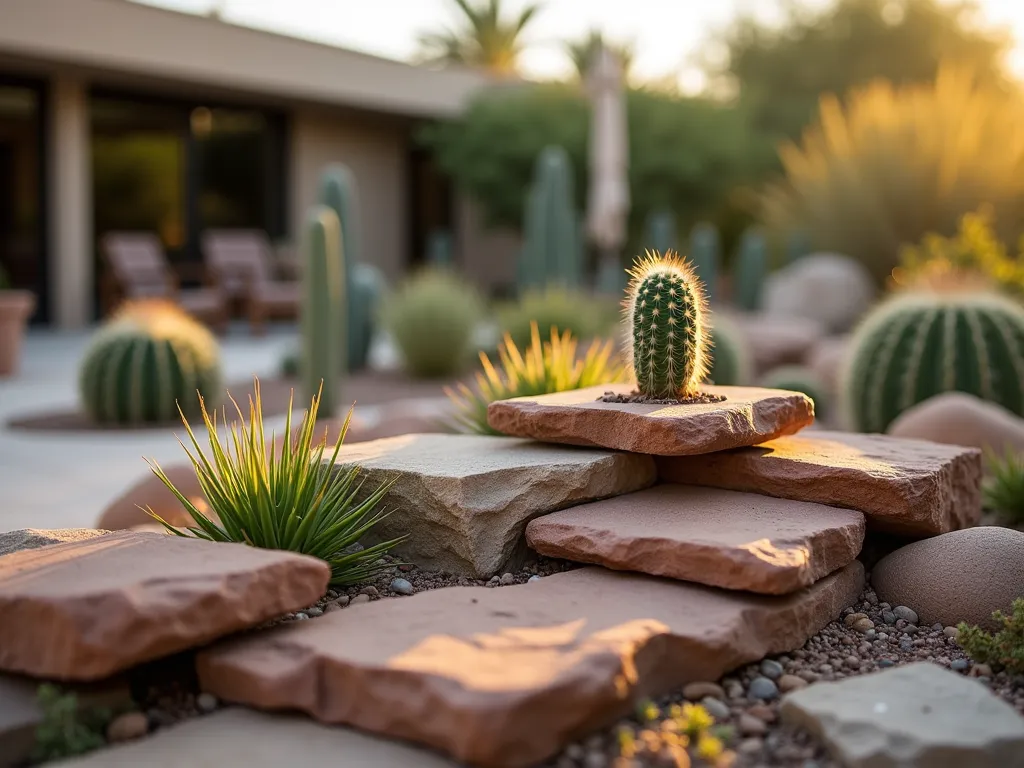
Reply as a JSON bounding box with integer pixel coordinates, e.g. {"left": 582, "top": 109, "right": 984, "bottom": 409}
{"left": 747, "top": 704, "right": 776, "bottom": 723}
{"left": 738, "top": 738, "right": 764, "bottom": 755}
{"left": 500, "top": 572, "right": 516, "bottom": 586}
{"left": 305, "top": 606, "right": 323, "bottom": 617}
{"left": 944, "top": 626, "right": 960, "bottom": 639}
{"left": 725, "top": 681, "right": 745, "bottom": 699}
{"left": 881, "top": 609, "right": 896, "bottom": 625}
{"left": 683, "top": 681, "right": 725, "bottom": 701}
{"left": 844, "top": 612, "right": 868, "bottom": 627}
{"left": 350, "top": 594, "right": 371, "bottom": 605}
{"left": 878, "top": 658, "right": 895, "bottom": 668}
{"left": 760, "top": 659, "right": 784, "bottom": 680}
{"left": 583, "top": 752, "right": 606, "bottom": 768}
{"left": 196, "top": 692, "right": 218, "bottom": 713}
{"left": 398, "top": 563, "right": 415, "bottom": 572}
{"left": 700, "top": 696, "right": 730, "bottom": 721}
{"left": 778, "top": 674, "right": 808, "bottom": 692}
{"left": 487, "top": 576, "right": 500, "bottom": 587}
{"left": 739, "top": 713, "right": 768, "bottom": 736}
{"left": 970, "top": 663, "right": 993, "bottom": 678}
{"left": 106, "top": 711, "right": 148, "bottom": 742}
{"left": 528, "top": 575, "right": 542, "bottom": 582}
{"left": 748, "top": 676, "right": 779, "bottom": 701}
{"left": 294, "top": 612, "right": 309, "bottom": 621}
{"left": 390, "top": 577, "right": 414, "bottom": 595}
{"left": 950, "top": 658, "right": 969, "bottom": 672}
{"left": 893, "top": 606, "right": 919, "bottom": 624}
{"left": 932, "top": 623, "right": 944, "bottom": 631}
{"left": 853, "top": 617, "right": 875, "bottom": 634}
{"left": 359, "top": 586, "right": 379, "bottom": 598}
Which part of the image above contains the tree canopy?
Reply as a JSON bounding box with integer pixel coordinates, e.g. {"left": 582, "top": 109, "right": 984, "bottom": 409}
{"left": 416, "top": 0, "right": 540, "bottom": 75}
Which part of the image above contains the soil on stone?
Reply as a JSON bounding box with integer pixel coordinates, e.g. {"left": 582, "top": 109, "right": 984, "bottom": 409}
{"left": 598, "top": 390, "right": 728, "bottom": 406}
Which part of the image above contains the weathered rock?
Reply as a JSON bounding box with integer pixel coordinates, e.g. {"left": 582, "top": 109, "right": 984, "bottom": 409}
{"left": 763, "top": 253, "right": 875, "bottom": 335}
{"left": 58, "top": 708, "right": 459, "bottom": 767}
{"left": 730, "top": 312, "right": 827, "bottom": 375}
{"left": 0, "top": 528, "right": 110, "bottom": 558}
{"left": 105, "top": 711, "right": 148, "bottom": 743}
{"left": 198, "top": 563, "right": 864, "bottom": 768}
{"left": 781, "top": 662, "right": 1024, "bottom": 768}
{"left": 888, "top": 392, "right": 1024, "bottom": 457}
{"left": 0, "top": 531, "right": 330, "bottom": 680}
{"left": 872, "top": 527, "right": 1024, "bottom": 630}
{"left": 657, "top": 431, "right": 982, "bottom": 536}
{"left": 487, "top": 384, "right": 814, "bottom": 457}
{"left": 329, "top": 434, "right": 656, "bottom": 577}
{"left": 526, "top": 485, "right": 864, "bottom": 594}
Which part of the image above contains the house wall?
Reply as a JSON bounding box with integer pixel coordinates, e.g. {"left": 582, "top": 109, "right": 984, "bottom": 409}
{"left": 290, "top": 108, "right": 409, "bottom": 282}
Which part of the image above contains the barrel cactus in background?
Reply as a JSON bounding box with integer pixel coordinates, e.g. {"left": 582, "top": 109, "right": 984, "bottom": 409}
{"left": 318, "top": 165, "right": 379, "bottom": 371}
{"left": 761, "top": 365, "right": 828, "bottom": 421}
{"left": 520, "top": 146, "right": 581, "bottom": 290}
{"left": 842, "top": 291, "right": 1024, "bottom": 433}
{"left": 734, "top": 228, "right": 768, "bottom": 311}
{"left": 301, "top": 205, "right": 345, "bottom": 418}
{"left": 689, "top": 221, "right": 720, "bottom": 303}
{"left": 644, "top": 209, "right": 677, "bottom": 254}
{"left": 626, "top": 250, "right": 710, "bottom": 399}
{"left": 79, "top": 300, "right": 222, "bottom": 425}
{"left": 706, "top": 313, "right": 752, "bottom": 386}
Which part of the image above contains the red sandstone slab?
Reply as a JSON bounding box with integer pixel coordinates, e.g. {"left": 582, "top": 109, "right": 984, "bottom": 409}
{"left": 526, "top": 485, "right": 865, "bottom": 595}
{"left": 657, "top": 431, "right": 982, "bottom": 536}
{"left": 0, "top": 532, "right": 330, "bottom": 681}
{"left": 197, "top": 563, "right": 864, "bottom": 768}
{"left": 486, "top": 383, "right": 814, "bottom": 456}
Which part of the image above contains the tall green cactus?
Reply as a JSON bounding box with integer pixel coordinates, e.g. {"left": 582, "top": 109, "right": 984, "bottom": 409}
{"left": 843, "top": 291, "right": 1024, "bottom": 433}
{"left": 644, "top": 209, "right": 677, "bottom": 254}
{"left": 689, "top": 221, "right": 720, "bottom": 303}
{"left": 317, "top": 165, "right": 378, "bottom": 371}
{"left": 301, "top": 205, "right": 345, "bottom": 418}
{"left": 79, "top": 301, "right": 222, "bottom": 424}
{"left": 626, "top": 250, "right": 710, "bottom": 399}
{"left": 734, "top": 228, "right": 768, "bottom": 311}
{"left": 521, "top": 146, "right": 581, "bottom": 290}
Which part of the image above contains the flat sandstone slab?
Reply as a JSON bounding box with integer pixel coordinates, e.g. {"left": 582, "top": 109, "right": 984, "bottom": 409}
{"left": 0, "top": 532, "right": 330, "bottom": 681}
{"left": 486, "top": 384, "right": 814, "bottom": 456}
{"left": 198, "top": 563, "right": 864, "bottom": 768}
{"left": 657, "top": 431, "right": 982, "bottom": 536}
{"left": 329, "top": 434, "right": 656, "bottom": 577}
{"left": 526, "top": 485, "right": 865, "bottom": 594}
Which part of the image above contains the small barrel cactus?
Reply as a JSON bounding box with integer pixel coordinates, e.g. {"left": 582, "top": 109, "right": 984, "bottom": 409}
{"left": 626, "top": 250, "right": 710, "bottom": 399}
{"left": 79, "top": 300, "right": 222, "bottom": 425}
{"left": 842, "top": 291, "right": 1024, "bottom": 432}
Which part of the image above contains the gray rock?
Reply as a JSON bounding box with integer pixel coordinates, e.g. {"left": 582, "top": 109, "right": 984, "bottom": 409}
{"left": 305, "top": 607, "right": 323, "bottom": 617}
{"left": 894, "top": 606, "right": 919, "bottom": 624}
{"left": 748, "top": 676, "right": 780, "bottom": 701}
{"left": 781, "top": 662, "right": 1024, "bottom": 767}
{"left": 0, "top": 528, "right": 110, "bottom": 558}
{"left": 951, "top": 659, "right": 969, "bottom": 672}
{"left": 700, "top": 696, "right": 730, "bottom": 721}
{"left": 528, "top": 575, "right": 542, "bottom": 583}
{"left": 195, "top": 693, "right": 218, "bottom": 713}
{"left": 882, "top": 609, "right": 896, "bottom": 625}
{"left": 499, "top": 573, "right": 515, "bottom": 586}
{"left": 350, "top": 594, "right": 370, "bottom": 605}
{"left": 760, "top": 659, "right": 784, "bottom": 680}
{"left": 390, "top": 578, "right": 414, "bottom": 596}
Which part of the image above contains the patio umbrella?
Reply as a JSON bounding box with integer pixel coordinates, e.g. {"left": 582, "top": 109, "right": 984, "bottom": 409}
{"left": 585, "top": 43, "right": 631, "bottom": 294}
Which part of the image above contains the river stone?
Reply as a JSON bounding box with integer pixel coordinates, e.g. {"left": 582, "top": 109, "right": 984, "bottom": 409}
{"left": 329, "top": 434, "right": 656, "bottom": 578}
{"left": 888, "top": 392, "right": 1024, "bottom": 456}
{"left": 0, "top": 532, "right": 330, "bottom": 680}
{"left": 0, "top": 528, "right": 110, "bottom": 558}
{"left": 871, "top": 527, "right": 1024, "bottom": 630}
{"left": 486, "top": 384, "right": 813, "bottom": 457}
{"left": 781, "top": 662, "right": 1024, "bottom": 767}
{"left": 525, "top": 485, "right": 864, "bottom": 594}
{"left": 657, "top": 431, "right": 981, "bottom": 536}
{"left": 57, "top": 708, "right": 458, "bottom": 767}
{"left": 198, "top": 563, "right": 864, "bottom": 768}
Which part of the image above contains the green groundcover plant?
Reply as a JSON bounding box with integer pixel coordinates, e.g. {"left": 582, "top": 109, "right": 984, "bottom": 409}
{"left": 957, "top": 598, "right": 1024, "bottom": 676}
{"left": 32, "top": 684, "right": 112, "bottom": 763}
{"left": 146, "top": 379, "right": 404, "bottom": 586}
{"left": 983, "top": 447, "right": 1024, "bottom": 525}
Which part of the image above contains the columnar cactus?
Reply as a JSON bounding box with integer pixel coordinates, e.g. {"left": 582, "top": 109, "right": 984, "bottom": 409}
{"left": 520, "top": 146, "right": 581, "bottom": 290}
{"left": 317, "top": 165, "right": 379, "bottom": 371}
{"left": 79, "top": 301, "right": 222, "bottom": 424}
{"left": 843, "top": 291, "right": 1024, "bottom": 432}
{"left": 301, "top": 205, "right": 345, "bottom": 417}
{"left": 734, "top": 228, "right": 768, "bottom": 311}
{"left": 644, "top": 209, "right": 677, "bottom": 254}
{"left": 626, "top": 250, "right": 710, "bottom": 399}
{"left": 689, "top": 221, "right": 720, "bottom": 303}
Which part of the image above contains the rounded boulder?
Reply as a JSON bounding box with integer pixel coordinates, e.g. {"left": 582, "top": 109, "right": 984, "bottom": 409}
{"left": 872, "top": 527, "right": 1024, "bottom": 630}
{"left": 764, "top": 253, "right": 875, "bottom": 334}
{"left": 887, "top": 392, "right": 1024, "bottom": 455}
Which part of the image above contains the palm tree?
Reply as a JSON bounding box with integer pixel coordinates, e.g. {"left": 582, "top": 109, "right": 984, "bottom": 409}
{"left": 417, "top": 0, "right": 541, "bottom": 76}
{"left": 567, "top": 29, "right": 635, "bottom": 81}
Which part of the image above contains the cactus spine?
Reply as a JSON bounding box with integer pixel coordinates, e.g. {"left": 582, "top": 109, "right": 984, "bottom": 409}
{"left": 626, "top": 250, "right": 710, "bottom": 399}
{"left": 734, "top": 228, "right": 768, "bottom": 311}
{"left": 79, "top": 301, "right": 222, "bottom": 424}
{"left": 644, "top": 209, "right": 677, "bottom": 254}
{"left": 689, "top": 221, "right": 720, "bottom": 303}
{"left": 301, "top": 205, "right": 345, "bottom": 418}
{"left": 842, "top": 291, "right": 1024, "bottom": 432}
{"left": 520, "top": 146, "right": 581, "bottom": 290}
{"left": 317, "top": 165, "right": 379, "bottom": 371}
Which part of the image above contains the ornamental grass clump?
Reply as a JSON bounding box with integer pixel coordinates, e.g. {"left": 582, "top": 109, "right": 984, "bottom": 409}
{"left": 146, "top": 378, "right": 403, "bottom": 586}
{"left": 445, "top": 321, "right": 627, "bottom": 435}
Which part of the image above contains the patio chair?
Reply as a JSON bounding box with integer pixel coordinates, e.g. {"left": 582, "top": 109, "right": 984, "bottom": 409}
{"left": 200, "top": 229, "right": 300, "bottom": 335}
{"left": 99, "top": 232, "right": 229, "bottom": 332}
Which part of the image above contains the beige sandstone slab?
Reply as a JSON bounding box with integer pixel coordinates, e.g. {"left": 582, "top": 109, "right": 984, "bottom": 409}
{"left": 526, "top": 485, "right": 865, "bottom": 595}
{"left": 657, "top": 431, "right": 982, "bottom": 536}
{"left": 486, "top": 384, "right": 814, "bottom": 456}
{"left": 0, "top": 532, "right": 330, "bottom": 681}
{"left": 198, "top": 563, "right": 864, "bottom": 768}
{"left": 59, "top": 708, "right": 458, "bottom": 767}
{"left": 329, "top": 433, "right": 656, "bottom": 577}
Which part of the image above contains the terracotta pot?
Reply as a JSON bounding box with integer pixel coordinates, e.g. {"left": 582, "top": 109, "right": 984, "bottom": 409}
{"left": 0, "top": 290, "right": 36, "bottom": 377}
